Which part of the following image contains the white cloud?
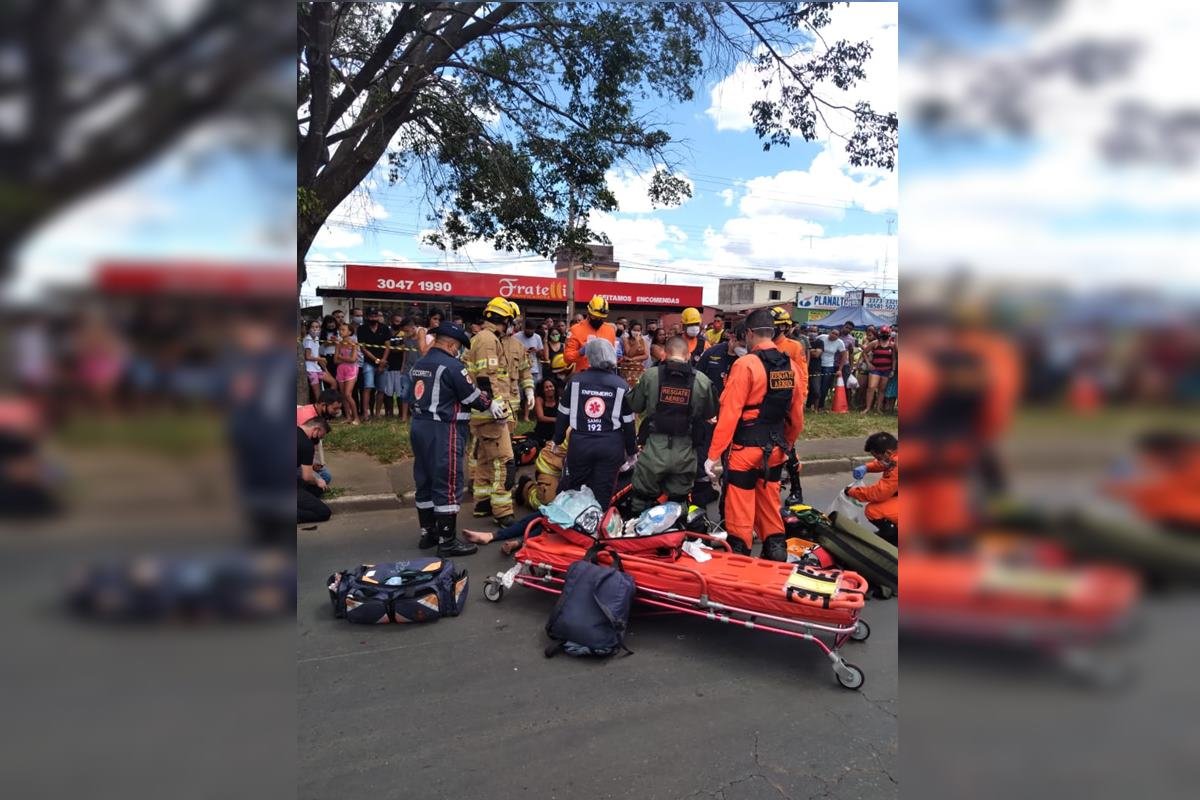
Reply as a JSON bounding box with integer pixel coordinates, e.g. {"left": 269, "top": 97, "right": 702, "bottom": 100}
{"left": 738, "top": 151, "right": 896, "bottom": 220}
{"left": 719, "top": 188, "right": 736, "bottom": 207}
{"left": 706, "top": 2, "right": 897, "bottom": 137}
{"left": 901, "top": 0, "right": 1200, "bottom": 287}
{"left": 312, "top": 192, "right": 390, "bottom": 250}
{"left": 587, "top": 211, "right": 691, "bottom": 264}
{"left": 604, "top": 168, "right": 694, "bottom": 214}
{"left": 311, "top": 225, "right": 363, "bottom": 250}
{"left": 7, "top": 183, "right": 179, "bottom": 300}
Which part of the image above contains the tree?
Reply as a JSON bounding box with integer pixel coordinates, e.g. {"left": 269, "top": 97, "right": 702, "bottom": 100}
{"left": 297, "top": 2, "right": 897, "bottom": 283}
{"left": 0, "top": 1, "right": 291, "bottom": 282}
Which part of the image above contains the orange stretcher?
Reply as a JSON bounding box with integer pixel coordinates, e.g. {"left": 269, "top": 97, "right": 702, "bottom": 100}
{"left": 900, "top": 551, "right": 1141, "bottom": 683}
{"left": 483, "top": 519, "right": 873, "bottom": 690}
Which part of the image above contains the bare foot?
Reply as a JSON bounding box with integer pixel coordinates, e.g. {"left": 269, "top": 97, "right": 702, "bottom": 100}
{"left": 462, "top": 529, "right": 494, "bottom": 544}
{"left": 500, "top": 538, "right": 524, "bottom": 556}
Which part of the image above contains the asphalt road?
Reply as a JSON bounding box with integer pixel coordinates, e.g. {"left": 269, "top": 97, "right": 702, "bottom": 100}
{"left": 298, "top": 472, "right": 897, "bottom": 800}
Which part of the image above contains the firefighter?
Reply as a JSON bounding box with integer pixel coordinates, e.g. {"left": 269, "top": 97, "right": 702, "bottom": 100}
{"left": 680, "top": 307, "right": 706, "bottom": 367}
{"left": 771, "top": 306, "right": 809, "bottom": 503}
{"left": 467, "top": 297, "right": 533, "bottom": 526}
{"left": 554, "top": 338, "right": 637, "bottom": 509}
{"left": 515, "top": 433, "right": 568, "bottom": 511}
{"left": 694, "top": 323, "right": 748, "bottom": 507}
{"left": 705, "top": 308, "right": 805, "bottom": 560}
{"left": 627, "top": 336, "right": 717, "bottom": 514}
{"left": 847, "top": 431, "right": 899, "bottom": 545}
{"left": 564, "top": 295, "right": 617, "bottom": 372}
{"left": 409, "top": 322, "right": 493, "bottom": 556}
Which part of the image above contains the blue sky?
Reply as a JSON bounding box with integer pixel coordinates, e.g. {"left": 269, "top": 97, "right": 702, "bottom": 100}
{"left": 10, "top": 124, "right": 293, "bottom": 302}
{"left": 899, "top": 0, "right": 1200, "bottom": 292}
{"left": 302, "top": 2, "right": 899, "bottom": 306}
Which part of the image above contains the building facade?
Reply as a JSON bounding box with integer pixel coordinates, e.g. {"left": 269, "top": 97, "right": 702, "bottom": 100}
{"left": 554, "top": 243, "right": 619, "bottom": 281}
{"left": 717, "top": 272, "right": 832, "bottom": 307}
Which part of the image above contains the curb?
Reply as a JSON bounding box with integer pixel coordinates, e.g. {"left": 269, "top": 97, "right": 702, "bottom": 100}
{"left": 326, "top": 493, "right": 402, "bottom": 514}
{"left": 801, "top": 456, "right": 871, "bottom": 476}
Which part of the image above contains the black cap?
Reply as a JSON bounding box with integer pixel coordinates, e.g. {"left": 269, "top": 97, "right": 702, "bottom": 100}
{"left": 431, "top": 321, "right": 471, "bottom": 347}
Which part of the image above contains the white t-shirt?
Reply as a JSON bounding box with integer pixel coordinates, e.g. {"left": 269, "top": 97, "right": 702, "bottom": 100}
{"left": 513, "top": 331, "right": 544, "bottom": 379}
{"left": 819, "top": 334, "right": 846, "bottom": 369}
{"left": 303, "top": 334, "right": 323, "bottom": 373}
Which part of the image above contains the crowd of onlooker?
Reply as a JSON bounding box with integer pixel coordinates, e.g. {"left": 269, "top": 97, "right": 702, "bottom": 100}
{"left": 299, "top": 306, "right": 905, "bottom": 427}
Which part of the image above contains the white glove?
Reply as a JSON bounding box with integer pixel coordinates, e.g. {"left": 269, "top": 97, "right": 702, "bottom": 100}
{"left": 524, "top": 387, "right": 534, "bottom": 407}
{"left": 489, "top": 398, "right": 510, "bottom": 420}
{"left": 704, "top": 458, "right": 718, "bottom": 481}
{"left": 620, "top": 453, "right": 638, "bottom": 473}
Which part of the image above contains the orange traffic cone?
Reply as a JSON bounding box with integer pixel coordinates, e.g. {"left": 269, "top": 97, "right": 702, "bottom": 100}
{"left": 832, "top": 373, "right": 849, "bottom": 413}
{"left": 1069, "top": 373, "right": 1101, "bottom": 415}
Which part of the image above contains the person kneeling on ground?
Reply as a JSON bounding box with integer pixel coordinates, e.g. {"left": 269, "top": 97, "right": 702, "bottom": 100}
{"left": 554, "top": 338, "right": 636, "bottom": 509}
{"left": 298, "top": 417, "right": 332, "bottom": 524}
{"left": 627, "top": 335, "right": 716, "bottom": 514}
{"left": 518, "top": 434, "right": 568, "bottom": 510}
{"left": 846, "top": 431, "right": 899, "bottom": 545}
{"left": 297, "top": 388, "right": 342, "bottom": 484}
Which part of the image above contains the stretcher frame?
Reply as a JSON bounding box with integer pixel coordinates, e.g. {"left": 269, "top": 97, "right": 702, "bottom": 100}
{"left": 483, "top": 523, "right": 871, "bottom": 690}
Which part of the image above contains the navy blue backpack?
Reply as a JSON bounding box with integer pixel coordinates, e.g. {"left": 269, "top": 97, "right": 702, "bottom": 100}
{"left": 545, "top": 547, "right": 636, "bottom": 658}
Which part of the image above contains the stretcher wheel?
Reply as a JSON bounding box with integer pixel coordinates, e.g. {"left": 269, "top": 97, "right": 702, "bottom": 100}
{"left": 834, "top": 661, "right": 865, "bottom": 691}
{"left": 483, "top": 579, "right": 505, "bottom": 603}
{"left": 850, "top": 619, "right": 870, "bottom": 642}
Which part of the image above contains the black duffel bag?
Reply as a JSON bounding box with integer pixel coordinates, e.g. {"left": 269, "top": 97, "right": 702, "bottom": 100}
{"left": 328, "top": 559, "right": 468, "bottom": 624}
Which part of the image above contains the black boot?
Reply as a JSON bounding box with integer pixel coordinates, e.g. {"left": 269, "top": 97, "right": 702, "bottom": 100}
{"left": 493, "top": 514, "right": 515, "bottom": 528}
{"left": 515, "top": 475, "right": 533, "bottom": 508}
{"left": 872, "top": 519, "right": 898, "bottom": 546}
{"left": 473, "top": 498, "right": 492, "bottom": 517}
{"left": 417, "top": 507, "right": 437, "bottom": 550}
{"left": 726, "top": 535, "right": 752, "bottom": 556}
{"left": 435, "top": 514, "right": 477, "bottom": 557}
{"left": 761, "top": 534, "right": 789, "bottom": 562}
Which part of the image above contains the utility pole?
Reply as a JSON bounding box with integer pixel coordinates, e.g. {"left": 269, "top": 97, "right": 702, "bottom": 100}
{"left": 884, "top": 216, "right": 895, "bottom": 288}
{"left": 565, "top": 191, "right": 578, "bottom": 319}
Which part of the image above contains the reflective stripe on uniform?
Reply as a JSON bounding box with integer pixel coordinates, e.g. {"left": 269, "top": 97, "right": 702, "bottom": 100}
{"left": 610, "top": 386, "right": 625, "bottom": 429}
{"left": 463, "top": 388, "right": 481, "bottom": 405}
{"left": 430, "top": 365, "right": 445, "bottom": 421}
{"left": 570, "top": 381, "right": 581, "bottom": 429}
{"left": 434, "top": 504, "right": 460, "bottom": 513}
{"left": 414, "top": 500, "right": 434, "bottom": 509}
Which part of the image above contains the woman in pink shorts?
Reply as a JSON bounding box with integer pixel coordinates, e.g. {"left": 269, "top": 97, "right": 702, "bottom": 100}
{"left": 333, "top": 323, "right": 360, "bottom": 424}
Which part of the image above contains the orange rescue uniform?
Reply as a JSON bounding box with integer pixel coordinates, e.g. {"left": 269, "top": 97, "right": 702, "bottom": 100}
{"left": 708, "top": 341, "right": 806, "bottom": 551}
{"left": 774, "top": 334, "right": 809, "bottom": 431}
{"left": 848, "top": 455, "right": 899, "bottom": 523}
{"left": 1108, "top": 449, "right": 1200, "bottom": 528}
{"left": 564, "top": 320, "right": 617, "bottom": 372}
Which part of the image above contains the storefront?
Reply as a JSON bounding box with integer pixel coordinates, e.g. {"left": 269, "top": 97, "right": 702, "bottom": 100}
{"left": 316, "top": 265, "right": 704, "bottom": 324}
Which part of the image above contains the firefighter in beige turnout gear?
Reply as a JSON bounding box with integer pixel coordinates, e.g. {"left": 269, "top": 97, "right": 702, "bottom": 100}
{"left": 467, "top": 297, "right": 534, "bottom": 525}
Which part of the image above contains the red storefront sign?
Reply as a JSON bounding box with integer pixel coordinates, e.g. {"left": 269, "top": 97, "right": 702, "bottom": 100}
{"left": 98, "top": 261, "right": 295, "bottom": 295}
{"left": 343, "top": 265, "right": 702, "bottom": 308}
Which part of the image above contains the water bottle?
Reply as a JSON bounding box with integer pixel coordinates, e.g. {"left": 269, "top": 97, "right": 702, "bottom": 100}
{"left": 634, "top": 502, "right": 683, "bottom": 536}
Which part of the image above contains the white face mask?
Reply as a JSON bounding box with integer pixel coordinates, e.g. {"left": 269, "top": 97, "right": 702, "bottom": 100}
{"left": 734, "top": 346, "right": 748, "bottom": 357}
{"left": 351, "top": 316, "right": 363, "bottom": 325}
{"left": 686, "top": 325, "right": 700, "bottom": 337}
